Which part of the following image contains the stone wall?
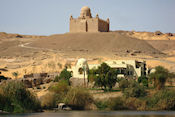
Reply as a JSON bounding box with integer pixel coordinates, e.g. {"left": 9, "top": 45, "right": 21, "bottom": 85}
{"left": 70, "top": 18, "right": 109, "bottom": 33}
{"left": 70, "top": 19, "right": 87, "bottom": 32}
{"left": 98, "top": 18, "right": 109, "bottom": 32}
{"left": 86, "top": 18, "right": 98, "bottom": 32}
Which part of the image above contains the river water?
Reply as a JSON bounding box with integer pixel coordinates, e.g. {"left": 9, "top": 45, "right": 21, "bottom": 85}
{"left": 1, "top": 111, "right": 175, "bottom": 117}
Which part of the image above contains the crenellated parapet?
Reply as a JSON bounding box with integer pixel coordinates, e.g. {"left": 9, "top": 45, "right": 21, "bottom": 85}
{"left": 69, "top": 6, "right": 110, "bottom": 33}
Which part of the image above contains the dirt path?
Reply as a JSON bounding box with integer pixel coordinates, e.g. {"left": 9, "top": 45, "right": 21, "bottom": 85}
{"left": 18, "top": 42, "right": 61, "bottom": 53}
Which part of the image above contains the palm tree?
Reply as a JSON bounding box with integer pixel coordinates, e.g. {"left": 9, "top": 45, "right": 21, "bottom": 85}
{"left": 83, "top": 65, "right": 87, "bottom": 87}
{"left": 149, "top": 66, "right": 169, "bottom": 90}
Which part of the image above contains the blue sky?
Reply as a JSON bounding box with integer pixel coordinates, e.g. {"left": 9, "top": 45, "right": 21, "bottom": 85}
{"left": 0, "top": 0, "right": 175, "bottom": 35}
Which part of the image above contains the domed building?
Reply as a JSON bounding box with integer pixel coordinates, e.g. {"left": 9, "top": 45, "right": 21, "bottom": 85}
{"left": 70, "top": 6, "right": 110, "bottom": 33}
{"left": 71, "top": 58, "right": 89, "bottom": 79}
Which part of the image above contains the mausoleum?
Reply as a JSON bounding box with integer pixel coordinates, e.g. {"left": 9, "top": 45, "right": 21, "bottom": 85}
{"left": 70, "top": 6, "right": 110, "bottom": 33}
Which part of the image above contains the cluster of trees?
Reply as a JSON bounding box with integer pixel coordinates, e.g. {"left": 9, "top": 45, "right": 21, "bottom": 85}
{"left": 1, "top": 62, "right": 175, "bottom": 112}
{"left": 54, "top": 68, "right": 72, "bottom": 83}
{"left": 40, "top": 68, "right": 94, "bottom": 110}
{"left": 88, "top": 63, "right": 175, "bottom": 91}
{"left": 88, "top": 63, "right": 118, "bottom": 91}
{"left": 42, "top": 80, "right": 93, "bottom": 110}
{"left": 91, "top": 65, "right": 175, "bottom": 111}
{"left": 0, "top": 81, "right": 41, "bottom": 113}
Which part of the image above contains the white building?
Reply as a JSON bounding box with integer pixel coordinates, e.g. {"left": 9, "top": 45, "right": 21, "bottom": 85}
{"left": 69, "top": 58, "right": 147, "bottom": 79}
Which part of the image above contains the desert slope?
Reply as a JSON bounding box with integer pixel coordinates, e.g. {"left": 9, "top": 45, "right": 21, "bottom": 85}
{"left": 1, "top": 31, "right": 175, "bottom": 78}
{"left": 30, "top": 32, "right": 163, "bottom": 58}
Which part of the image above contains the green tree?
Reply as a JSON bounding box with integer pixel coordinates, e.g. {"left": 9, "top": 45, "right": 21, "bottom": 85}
{"left": 93, "top": 63, "right": 118, "bottom": 91}
{"left": 146, "top": 89, "right": 175, "bottom": 110}
{"left": 138, "top": 76, "right": 148, "bottom": 87}
{"left": 123, "top": 80, "right": 147, "bottom": 98}
{"left": 88, "top": 69, "right": 97, "bottom": 82}
{"left": 0, "top": 81, "right": 40, "bottom": 112}
{"left": 55, "top": 68, "right": 72, "bottom": 82}
{"left": 149, "top": 66, "right": 169, "bottom": 90}
{"left": 119, "top": 78, "right": 129, "bottom": 91}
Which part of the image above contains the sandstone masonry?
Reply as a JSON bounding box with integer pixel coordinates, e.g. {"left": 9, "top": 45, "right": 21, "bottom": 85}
{"left": 70, "top": 6, "right": 110, "bottom": 33}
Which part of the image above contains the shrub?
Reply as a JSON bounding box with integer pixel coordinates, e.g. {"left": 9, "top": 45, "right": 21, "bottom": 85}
{"left": 119, "top": 78, "right": 129, "bottom": 91}
{"left": 146, "top": 89, "right": 175, "bottom": 110}
{"left": 55, "top": 68, "right": 72, "bottom": 82}
{"left": 125, "top": 97, "right": 146, "bottom": 110}
{"left": 123, "top": 80, "right": 147, "bottom": 98}
{"left": 40, "top": 92, "right": 57, "bottom": 109}
{"left": 138, "top": 76, "right": 148, "bottom": 87}
{"left": 54, "top": 75, "right": 59, "bottom": 82}
{"left": 149, "top": 66, "right": 169, "bottom": 90}
{"left": 88, "top": 69, "right": 97, "bottom": 82}
{"left": 64, "top": 88, "right": 93, "bottom": 110}
{"left": 0, "top": 81, "right": 41, "bottom": 113}
{"left": 94, "top": 100, "right": 108, "bottom": 110}
{"left": 107, "top": 97, "right": 126, "bottom": 110}
{"left": 48, "top": 80, "right": 71, "bottom": 109}
{"left": 49, "top": 80, "right": 70, "bottom": 95}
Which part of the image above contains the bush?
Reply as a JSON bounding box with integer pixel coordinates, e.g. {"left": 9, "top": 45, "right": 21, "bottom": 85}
{"left": 49, "top": 80, "right": 70, "bottom": 94}
{"left": 146, "top": 89, "right": 175, "bottom": 110}
{"left": 64, "top": 88, "right": 93, "bottom": 110}
{"left": 119, "top": 78, "right": 129, "bottom": 91}
{"left": 138, "top": 76, "right": 148, "bottom": 87}
{"left": 107, "top": 97, "right": 126, "bottom": 110}
{"left": 0, "top": 81, "right": 41, "bottom": 113}
{"left": 49, "top": 80, "right": 70, "bottom": 105}
{"left": 123, "top": 80, "right": 147, "bottom": 98}
{"left": 54, "top": 75, "right": 59, "bottom": 82}
{"left": 88, "top": 69, "right": 97, "bottom": 82}
{"left": 125, "top": 97, "right": 146, "bottom": 110}
{"left": 55, "top": 69, "right": 72, "bottom": 82}
{"left": 94, "top": 100, "right": 108, "bottom": 110}
{"left": 149, "top": 66, "right": 169, "bottom": 90}
{"left": 40, "top": 92, "right": 57, "bottom": 109}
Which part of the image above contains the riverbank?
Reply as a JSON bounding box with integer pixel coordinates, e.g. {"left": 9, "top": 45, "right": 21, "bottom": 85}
{"left": 1, "top": 111, "right": 175, "bottom": 117}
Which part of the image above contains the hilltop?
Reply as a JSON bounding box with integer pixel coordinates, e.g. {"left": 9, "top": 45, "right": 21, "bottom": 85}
{"left": 30, "top": 32, "right": 164, "bottom": 58}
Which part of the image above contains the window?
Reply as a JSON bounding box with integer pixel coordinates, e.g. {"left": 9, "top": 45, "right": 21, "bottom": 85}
{"left": 78, "top": 68, "right": 84, "bottom": 74}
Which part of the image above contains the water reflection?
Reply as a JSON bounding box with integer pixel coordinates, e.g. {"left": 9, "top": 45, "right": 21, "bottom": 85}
{"left": 1, "top": 111, "right": 175, "bottom": 117}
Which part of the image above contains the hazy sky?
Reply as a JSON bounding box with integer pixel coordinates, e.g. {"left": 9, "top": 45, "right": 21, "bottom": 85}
{"left": 0, "top": 0, "right": 175, "bottom": 35}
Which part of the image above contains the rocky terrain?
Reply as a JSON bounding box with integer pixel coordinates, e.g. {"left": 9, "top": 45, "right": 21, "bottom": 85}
{"left": 0, "top": 31, "right": 175, "bottom": 78}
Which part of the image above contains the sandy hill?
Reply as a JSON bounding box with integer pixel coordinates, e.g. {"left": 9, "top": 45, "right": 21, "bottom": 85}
{"left": 0, "top": 32, "right": 46, "bottom": 39}
{"left": 114, "top": 30, "right": 175, "bottom": 40}
{"left": 1, "top": 31, "right": 175, "bottom": 78}
{"left": 30, "top": 32, "right": 163, "bottom": 58}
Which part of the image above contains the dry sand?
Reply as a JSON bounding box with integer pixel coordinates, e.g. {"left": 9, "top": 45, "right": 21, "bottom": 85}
{"left": 0, "top": 31, "right": 175, "bottom": 78}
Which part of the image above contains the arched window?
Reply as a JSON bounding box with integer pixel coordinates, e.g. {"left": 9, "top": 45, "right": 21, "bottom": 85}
{"left": 78, "top": 68, "right": 84, "bottom": 74}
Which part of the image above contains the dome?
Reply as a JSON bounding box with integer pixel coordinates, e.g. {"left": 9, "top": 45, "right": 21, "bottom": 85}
{"left": 76, "top": 58, "right": 87, "bottom": 66}
{"left": 80, "top": 6, "right": 92, "bottom": 18}
{"left": 81, "top": 6, "right": 90, "bottom": 11}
